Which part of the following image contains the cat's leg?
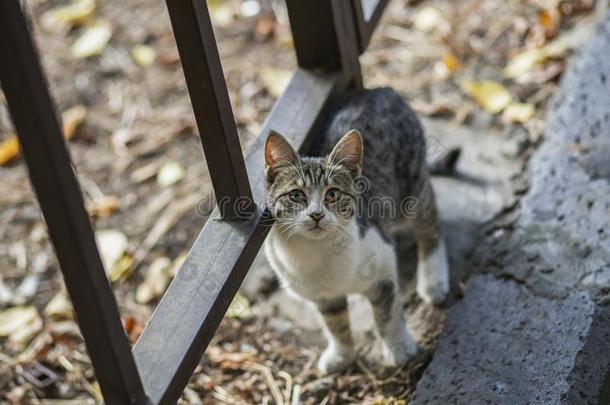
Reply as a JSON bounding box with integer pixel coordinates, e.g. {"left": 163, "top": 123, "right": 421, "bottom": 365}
{"left": 366, "top": 279, "right": 417, "bottom": 367}
{"left": 315, "top": 296, "right": 355, "bottom": 374}
{"left": 413, "top": 179, "right": 450, "bottom": 305}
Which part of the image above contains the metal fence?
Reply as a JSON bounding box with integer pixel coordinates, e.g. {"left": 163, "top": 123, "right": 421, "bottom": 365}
{"left": 0, "top": 0, "right": 388, "bottom": 403}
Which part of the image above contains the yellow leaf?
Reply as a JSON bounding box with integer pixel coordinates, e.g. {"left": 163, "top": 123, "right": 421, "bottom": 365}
{"left": 62, "top": 105, "right": 87, "bottom": 140}
{"left": 131, "top": 44, "right": 156, "bottom": 68}
{"left": 0, "top": 306, "right": 37, "bottom": 336}
{"left": 136, "top": 257, "right": 172, "bottom": 304}
{"left": 156, "top": 161, "right": 185, "bottom": 187}
{"left": 45, "top": 292, "right": 73, "bottom": 320}
{"left": 226, "top": 292, "right": 252, "bottom": 319}
{"left": 412, "top": 7, "right": 443, "bottom": 32}
{"left": 41, "top": 0, "right": 96, "bottom": 31}
{"left": 460, "top": 80, "right": 513, "bottom": 114}
{"left": 503, "top": 49, "right": 547, "bottom": 79}
{"left": 443, "top": 53, "right": 461, "bottom": 73}
{"left": 260, "top": 67, "right": 292, "bottom": 98}
{"left": 71, "top": 21, "right": 113, "bottom": 59}
{"left": 109, "top": 254, "right": 133, "bottom": 282}
{"left": 0, "top": 136, "right": 20, "bottom": 166}
{"left": 502, "top": 103, "right": 535, "bottom": 124}
{"left": 96, "top": 229, "right": 128, "bottom": 273}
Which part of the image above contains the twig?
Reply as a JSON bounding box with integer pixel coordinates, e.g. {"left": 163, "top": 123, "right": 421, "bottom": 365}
{"left": 250, "top": 363, "right": 284, "bottom": 405}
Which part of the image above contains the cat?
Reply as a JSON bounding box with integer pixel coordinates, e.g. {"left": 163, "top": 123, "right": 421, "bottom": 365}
{"left": 263, "top": 87, "right": 450, "bottom": 374}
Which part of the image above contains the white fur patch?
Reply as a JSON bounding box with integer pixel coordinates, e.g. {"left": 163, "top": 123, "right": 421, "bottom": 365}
{"left": 416, "top": 239, "right": 450, "bottom": 305}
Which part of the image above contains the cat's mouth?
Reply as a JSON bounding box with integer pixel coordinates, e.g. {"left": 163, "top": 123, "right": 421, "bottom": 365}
{"left": 309, "top": 224, "right": 326, "bottom": 232}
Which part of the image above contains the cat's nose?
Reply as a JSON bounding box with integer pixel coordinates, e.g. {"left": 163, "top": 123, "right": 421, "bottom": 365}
{"left": 309, "top": 211, "right": 325, "bottom": 222}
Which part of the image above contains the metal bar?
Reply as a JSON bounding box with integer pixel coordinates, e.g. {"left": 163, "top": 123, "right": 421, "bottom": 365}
{"left": 352, "top": 0, "right": 390, "bottom": 52}
{"left": 0, "top": 2, "right": 147, "bottom": 404}
{"left": 133, "top": 69, "right": 345, "bottom": 405}
{"left": 286, "top": 0, "right": 363, "bottom": 88}
{"left": 165, "top": 0, "right": 253, "bottom": 220}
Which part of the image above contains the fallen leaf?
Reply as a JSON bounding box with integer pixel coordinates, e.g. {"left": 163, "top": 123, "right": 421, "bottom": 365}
{"left": 45, "top": 291, "right": 73, "bottom": 320}
{"left": 108, "top": 254, "right": 133, "bottom": 282}
{"left": 87, "top": 195, "right": 119, "bottom": 218}
{"left": 254, "top": 14, "right": 276, "bottom": 41}
{"left": 71, "top": 21, "right": 113, "bottom": 59}
{"left": 0, "top": 306, "right": 39, "bottom": 336}
{"left": 241, "top": 0, "right": 261, "bottom": 17}
{"left": 0, "top": 306, "right": 42, "bottom": 347}
{"left": 502, "top": 103, "right": 536, "bottom": 124}
{"left": 62, "top": 105, "right": 87, "bottom": 140}
{"left": 122, "top": 315, "right": 143, "bottom": 342}
{"left": 96, "top": 229, "right": 128, "bottom": 273}
{"left": 156, "top": 161, "right": 185, "bottom": 187}
{"left": 0, "top": 277, "right": 14, "bottom": 304}
{"left": 503, "top": 48, "right": 547, "bottom": 79}
{"left": 41, "top": 0, "right": 96, "bottom": 31}
{"left": 209, "top": 2, "right": 234, "bottom": 28}
{"left": 0, "top": 136, "right": 20, "bottom": 166}
{"left": 226, "top": 292, "right": 252, "bottom": 319}
{"left": 505, "top": 13, "right": 597, "bottom": 78}
{"left": 131, "top": 44, "right": 156, "bottom": 68}
{"left": 13, "top": 275, "right": 39, "bottom": 304}
{"left": 434, "top": 52, "right": 461, "bottom": 79}
{"left": 412, "top": 6, "right": 443, "bottom": 32}
{"left": 0, "top": 106, "right": 85, "bottom": 166}
{"left": 260, "top": 67, "right": 292, "bottom": 98}
{"left": 460, "top": 80, "right": 513, "bottom": 114}
{"left": 136, "top": 257, "right": 172, "bottom": 304}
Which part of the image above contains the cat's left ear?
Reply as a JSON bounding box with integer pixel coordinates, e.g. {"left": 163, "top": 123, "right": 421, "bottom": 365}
{"left": 328, "top": 129, "right": 363, "bottom": 177}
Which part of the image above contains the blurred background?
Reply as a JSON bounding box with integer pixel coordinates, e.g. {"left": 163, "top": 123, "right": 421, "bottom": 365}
{"left": 0, "top": 0, "right": 602, "bottom": 403}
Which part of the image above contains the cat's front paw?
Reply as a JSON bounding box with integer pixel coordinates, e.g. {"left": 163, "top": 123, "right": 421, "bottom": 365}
{"left": 417, "top": 277, "right": 449, "bottom": 305}
{"left": 317, "top": 346, "right": 354, "bottom": 374}
{"left": 381, "top": 339, "right": 417, "bottom": 368}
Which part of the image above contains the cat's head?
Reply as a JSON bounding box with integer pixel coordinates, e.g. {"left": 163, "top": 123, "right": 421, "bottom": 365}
{"left": 264, "top": 130, "right": 363, "bottom": 240}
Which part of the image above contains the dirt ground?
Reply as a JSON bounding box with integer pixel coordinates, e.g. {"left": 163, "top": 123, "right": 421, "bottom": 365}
{"left": 0, "top": 0, "right": 598, "bottom": 403}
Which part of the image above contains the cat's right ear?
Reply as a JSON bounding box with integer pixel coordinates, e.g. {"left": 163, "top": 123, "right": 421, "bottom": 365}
{"left": 264, "top": 130, "right": 298, "bottom": 182}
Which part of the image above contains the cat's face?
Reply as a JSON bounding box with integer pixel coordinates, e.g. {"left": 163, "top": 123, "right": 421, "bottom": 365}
{"left": 264, "top": 130, "right": 363, "bottom": 240}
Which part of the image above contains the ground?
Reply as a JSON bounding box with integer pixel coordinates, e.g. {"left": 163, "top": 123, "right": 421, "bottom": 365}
{"left": 0, "top": 0, "right": 607, "bottom": 404}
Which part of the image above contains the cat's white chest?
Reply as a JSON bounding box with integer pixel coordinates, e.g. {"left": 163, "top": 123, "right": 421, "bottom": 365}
{"left": 265, "top": 222, "right": 396, "bottom": 301}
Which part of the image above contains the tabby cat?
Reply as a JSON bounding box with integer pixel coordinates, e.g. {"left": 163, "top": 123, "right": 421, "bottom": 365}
{"left": 263, "top": 88, "right": 449, "bottom": 374}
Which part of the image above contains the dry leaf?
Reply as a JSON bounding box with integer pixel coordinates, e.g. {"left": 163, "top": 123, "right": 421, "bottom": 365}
{"left": 109, "top": 254, "right": 133, "bottom": 282}
{"left": 505, "top": 13, "right": 597, "bottom": 78}
{"left": 131, "top": 44, "right": 156, "bottom": 68}
{"left": 226, "top": 292, "right": 252, "bottom": 319}
{"left": 503, "top": 49, "right": 547, "bottom": 79}
{"left": 96, "top": 229, "right": 128, "bottom": 273}
{"left": 45, "top": 292, "right": 73, "bottom": 320}
{"left": 123, "top": 316, "right": 143, "bottom": 342}
{"left": 41, "top": 0, "right": 96, "bottom": 31}
{"left": 157, "top": 161, "right": 185, "bottom": 187}
{"left": 260, "top": 67, "right": 292, "bottom": 98}
{"left": 502, "top": 103, "right": 536, "bottom": 124}
{"left": 87, "top": 195, "right": 119, "bottom": 218}
{"left": 136, "top": 257, "right": 172, "bottom": 304}
{"left": 209, "top": 2, "right": 235, "bottom": 28}
{"left": 62, "top": 105, "right": 87, "bottom": 140}
{"left": 460, "top": 80, "right": 513, "bottom": 114}
{"left": 71, "top": 21, "right": 113, "bottom": 59}
{"left": 412, "top": 7, "right": 443, "bottom": 32}
{"left": 0, "top": 136, "right": 20, "bottom": 166}
{"left": 0, "top": 306, "right": 42, "bottom": 347}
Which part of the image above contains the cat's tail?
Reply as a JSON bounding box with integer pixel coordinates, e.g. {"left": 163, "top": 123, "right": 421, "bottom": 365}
{"left": 427, "top": 147, "right": 461, "bottom": 176}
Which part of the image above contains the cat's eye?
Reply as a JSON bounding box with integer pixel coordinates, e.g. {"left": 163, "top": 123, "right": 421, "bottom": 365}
{"left": 288, "top": 190, "right": 306, "bottom": 203}
{"left": 325, "top": 188, "right": 341, "bottom": 203}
